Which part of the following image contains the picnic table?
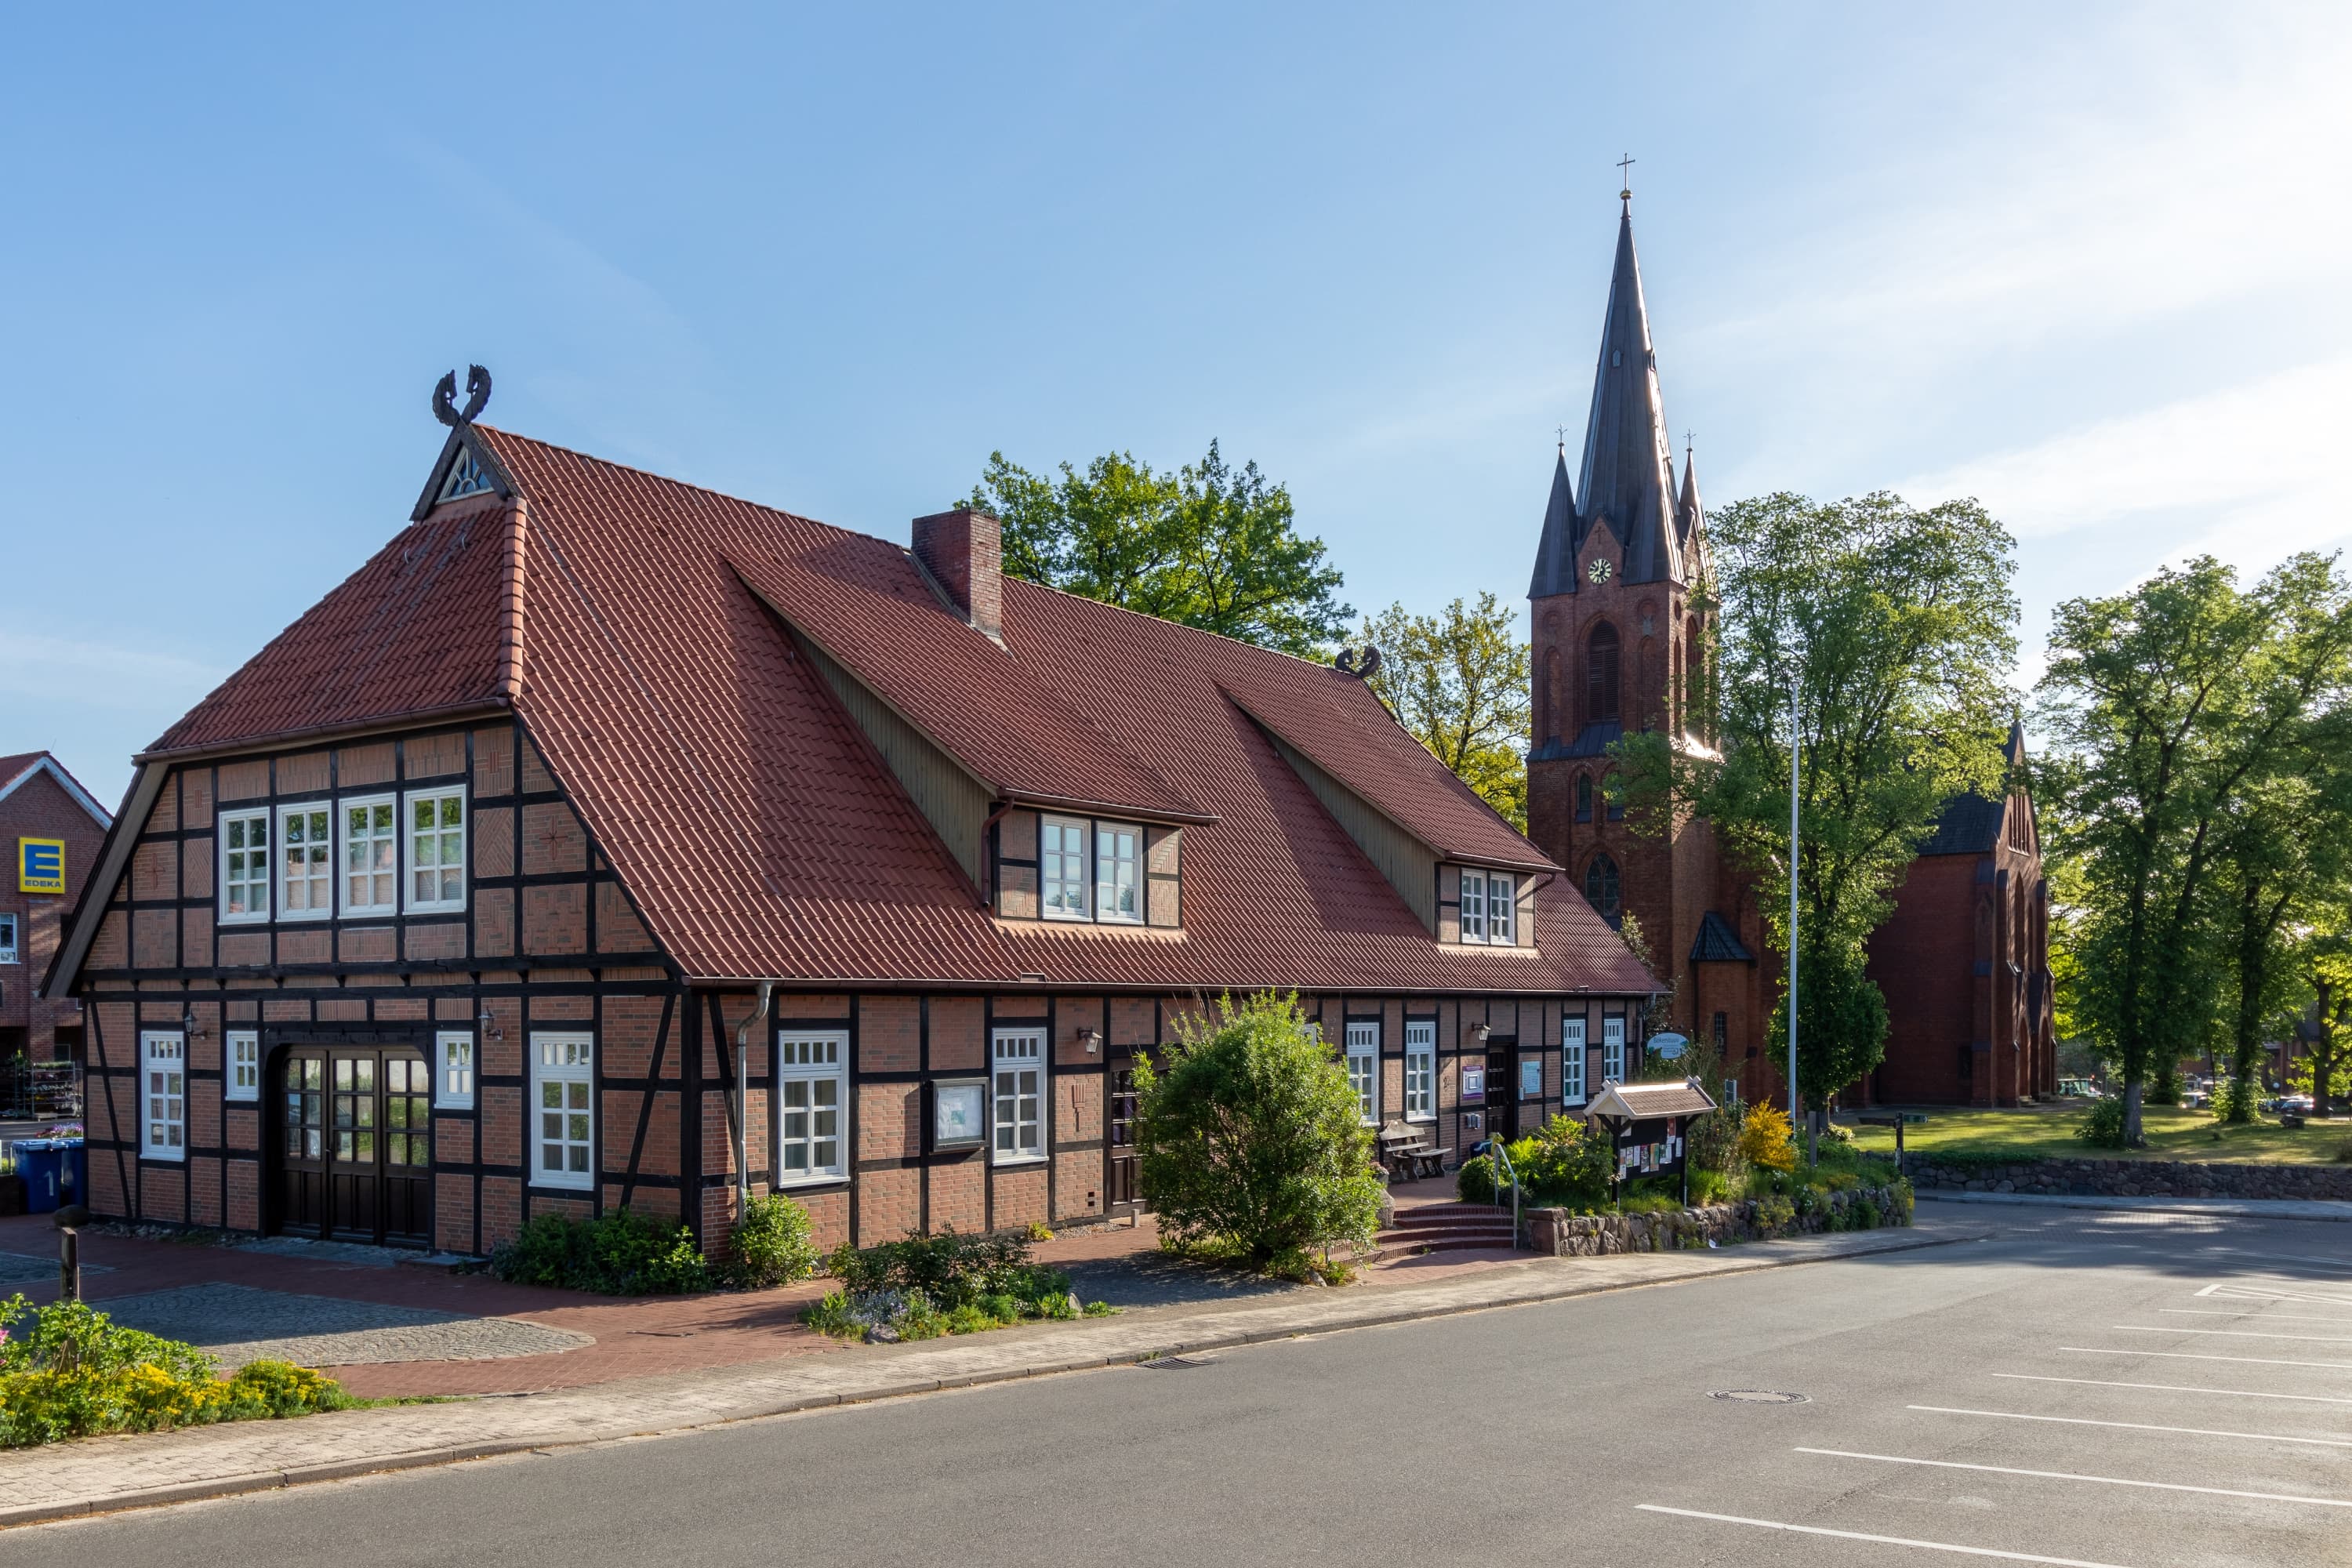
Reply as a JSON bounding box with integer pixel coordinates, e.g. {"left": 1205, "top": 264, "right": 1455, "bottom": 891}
{"left": 1377, "top": 1122, "right": 1450, "bottom": 1181}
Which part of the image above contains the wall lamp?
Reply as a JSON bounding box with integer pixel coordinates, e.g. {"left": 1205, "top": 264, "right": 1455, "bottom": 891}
{"left": 1077, "top": 1028, "right": 1104, "bottom": 1055}
{"left": 1470, "top": 1022, "right": 1493, "bottom": 1044}
{"left": 477, "top": 1007, "right": 503, "bottom": 1040}
{"left": 180, "top": 1004, "right": 206, "bottom": 1039}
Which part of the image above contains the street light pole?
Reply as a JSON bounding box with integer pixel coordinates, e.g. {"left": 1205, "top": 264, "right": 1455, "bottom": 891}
{"left": 1788, "top": 659, "right": 1801, "bottom": 1133}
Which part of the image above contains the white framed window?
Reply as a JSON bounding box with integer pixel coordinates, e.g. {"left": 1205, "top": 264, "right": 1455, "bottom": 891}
{"left": 1488, "top": 874, "right": 1515, "bottom": 943}
{"left": 530, "top": 1032, "right": 594, "bottom": 1189}
{"left": 405, "top": 786, "right": 468, "bottom": 913}
{"left": 435, "top": 1029, "right": 476, "bottom": 1110}
{"left": 226, "top": 1029, "right": 260, "bottom": 1102}
{"left": 992, "top": 1028, "right": 1046, "bottom": 1163}
{"left": 141, "top": 1031, "right": 187, "bottom": 1161}
{"left": 775, "top": 1030, "right": 847, "bottom": 1183}
{"left": 0, "top": 912, "right": 16, "bottom": 965}
{"left": 278, "top": 804, "right": 333, "bottom": 919}
{"left": 1563, "top": 1015, "right": 1588, "bottom": 1105}
{"left": 219, "top": 810, "right": 271, "bottom": 924}
{"left": 1602, "top": 1015, "right": 1626, "bottom": 1084}
{"left": 1344, "top": 1020, "right": 1378, "bottom": 1125}
{"left": 1403, "top": 1020, "right": 1435, "bottom": 1121}
{"left": 1040, "top": 815, "right": 1089, "bottom": 920}
{"left": 1094, "top": 822, "right": 1142, "bottom": 923}
{"left": 1461, "top": 870, "right": 1486, "bottom": 941}
{"left": 341, "top": 795, "right": 399, "bottom": 916}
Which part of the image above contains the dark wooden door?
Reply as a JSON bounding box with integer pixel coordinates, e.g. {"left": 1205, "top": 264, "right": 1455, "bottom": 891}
{"left": 1107, "top": 1065, "right": 1142, "bottom": 1215}
{"left": 1486, "top": 1043, "right": 1519, "bottom": 1140}
{"left": 274, "top": 1045, "right": 431, "bottom": 1247}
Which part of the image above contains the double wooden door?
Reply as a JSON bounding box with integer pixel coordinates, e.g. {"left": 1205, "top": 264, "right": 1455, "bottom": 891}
{"left": 275, "top": 1045, "right": 433, "bottom": 1246}
{"left": 1107, "top": 1065, "right": 1142, "bottom": 1215}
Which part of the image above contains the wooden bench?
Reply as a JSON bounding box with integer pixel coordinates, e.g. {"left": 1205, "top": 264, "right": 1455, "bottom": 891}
{"left": 1377, "top": 1123, "right": 1450, "bottom": 1181}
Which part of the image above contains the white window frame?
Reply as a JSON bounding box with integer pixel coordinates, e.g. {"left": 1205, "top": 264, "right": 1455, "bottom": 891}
{"left": 0, "top": 912, "right": 16, "bottom": 965}
{"left": 140, "top": 1031, "right": 187, "bottom": 1161}
{"left": 340, "top": 793, "right": 400, "bottom": 917}
{"left": 1563, "top": 1015, "right": 1588, "bottom": 1105}
{"left": 217, "top": 809, "right": 272, "bottom": 924}
{"left": 226, "top": 1029, "right": 260, "bottom": 1102}
{"left": 529, "top": 1031, "right": 595, "bottom": 1190}
{"left": 277, "top": 803, "right": 335, "bottom": 920}
{"left": 1460, "top": 869, "right": 1486, "bottom": 942}
{"left": 775, "top": 1029, "right": 848, "bottom": 1185}
{"left": 1344, "top": 1020, "right": 1378, "bottom": 1126}
{"left": 434, "top": 1029, "right": 476, "bottom": 1110}
{"left": 1039, "top": 815, "right": 1090, "bottom": 921}
{"left": 1602, "top": 1015, "right": 1626, "bottom": 1084}
{"left": 1488, "top": 873, "right": 1515, "bottom": 944}
{"left": 1403, "top": 1020, "right": 1436, "bottom": 1122}
{"left": 403, "top": 786, "right": 469, "bottom": 914}
{"left": 1094, "top": 822, "right": 1143, "bottom": 924}
{"left": 991, "top": 1027, "right": 1047, "bottom": 1164}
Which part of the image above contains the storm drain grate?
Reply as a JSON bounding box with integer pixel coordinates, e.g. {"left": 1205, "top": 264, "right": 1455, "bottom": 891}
{"left": 1136, "top": 1355, "right": 1213, "bottom": 1370}
{"left": 1709, "top": 1389, "right": 1809, "bottom": 1404}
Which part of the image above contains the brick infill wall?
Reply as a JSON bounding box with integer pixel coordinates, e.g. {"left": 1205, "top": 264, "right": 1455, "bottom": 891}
{"left": 1907, "top": 1157, "right": 2352, "bottom": 1202}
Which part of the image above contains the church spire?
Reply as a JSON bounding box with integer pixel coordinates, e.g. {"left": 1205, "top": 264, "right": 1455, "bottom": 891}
{"left": 1676, "top": 435, "right": 1702, "bottom": 540}
{"left": 1577, "top": 198, "right": 1683, "bottom": 585}
{"left": 1527, "top": 439, "right": 1584, "bottom": 598}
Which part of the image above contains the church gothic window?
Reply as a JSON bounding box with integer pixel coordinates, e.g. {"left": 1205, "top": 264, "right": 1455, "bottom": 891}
{"left": 1583, "top": 854, "right": 1621, "bottom": 924}
{"left": 1574, "top": 773, "right": 1592, "bottom": 823}
{"left": 1585, "top": 623, "right": 1620, "bottom": 725}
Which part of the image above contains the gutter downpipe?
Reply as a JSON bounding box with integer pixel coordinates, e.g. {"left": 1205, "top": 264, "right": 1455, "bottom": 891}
{"left": 735, "top": 982, "right": 775, "bottom": 1211}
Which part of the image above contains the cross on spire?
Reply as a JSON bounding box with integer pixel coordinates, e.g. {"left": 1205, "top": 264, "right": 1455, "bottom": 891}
{"left": 1617, "top": 153, "right": 1635, "bottom": 201}
{"left": 1556, "top": 423, "right": 1570, "bottom": 450}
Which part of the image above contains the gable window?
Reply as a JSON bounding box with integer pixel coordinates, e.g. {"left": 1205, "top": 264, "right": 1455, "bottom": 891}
{"left": 1344, "top": 1020, "right": 1377, "bottom": 1125}
{"left": 278, "top": 805, "right": 333, "bottom": 919}
{"left": 342, "top": 797, "right": 399, "bottom": 916}
{"left": 219, "top": 810, "right": 271, "bottom": 924}
{"left": 1094, "top": 823, "right": 1142, "bottom": 924}
{"left": 227, "top": 1029, "right": 261, "bottom": 1102}
{"left": 438, "top": 446, "right": 495, "bottom": 503}
{"left": 405, "top": 787, "right": 467, "bottom": 913}
{"left": 530, "top": 1033, "right": 594, "bottom": 1189}
{"left": 1487, "top": 874, "right": 1516, "bottom": 943}
{"left": 993, "top": 1029, "right": 1046, "bottom": 1163}
{"left": 1403, "top": 1020, "right": 1436, "bottom": 1120}
{"left": 1040, "top": 816, "right": 1089, "bottom": 920}
{"left": 142, "top": 1032, "right": 187, "bottom": 1161}
{"left": 1583, "top": 854, "right": 1621, "bottom": 923}
{"left": 1563, "top": 1015, "right": 1588, "bottom": 1105}
{"left": 1602, "top": 1016, "right": 1626, "bottom": 1084}
{"left": 435, "top": 1030, "right": 476, "bottom": 1110}
{"left": 1575, "top": 774, "right": 1592, "bottom": 823}
{"left": 0, "top": 913, "right": 15, "bottom": 965}
{"left": 1586, "top": 623, "right": 1621, "bottom": 724}
{"left": 1461, "top": 872, "right": 1486, "bottom": 941}
{"left": 776, "top": 1031, "right": 847, "bottom": 1183}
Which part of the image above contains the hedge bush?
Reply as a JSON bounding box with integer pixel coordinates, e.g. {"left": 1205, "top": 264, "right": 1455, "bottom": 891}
{"left": 804, "top": 1228, "right": 1112, "bottom": 1341}
{"left": 728, "top": 1193, "right": 821, "bottom": 1288}
{"left": 488, "top": 1209, "right": 709, "bottom": 1295}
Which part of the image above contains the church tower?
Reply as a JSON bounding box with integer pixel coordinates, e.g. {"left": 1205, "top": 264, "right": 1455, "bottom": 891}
{"left": 1527, "top": 192, "right": 1765, "bottom": 1093}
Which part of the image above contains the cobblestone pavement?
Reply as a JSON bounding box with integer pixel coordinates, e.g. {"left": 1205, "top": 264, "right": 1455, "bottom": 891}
{"left": 0, "top": 1220, "right": 1984, "bottom": 1528}
{"left": 95, "top": 1283, "right": 591, "bottom": 1369}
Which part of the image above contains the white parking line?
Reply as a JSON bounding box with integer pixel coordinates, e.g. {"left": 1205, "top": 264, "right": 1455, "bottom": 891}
{"left": 2159, "top": 1309, "right": 2352, "bottom": 1324}
{"left": 1994, "top": 1373, "right": 2352, "bottom": 1406}
{"left": 1909, "top": 1405, "right": 2352, "bottom": 1448}
{"left": 2114, "top": 1325, "right": 2352, "bottom": 1345}
{"left": 2196, "top": 1283, "right": 2352, "bottom": 1307}
{"left": 2062, "top": 1346, "right": 2352, "bottom": 1370}
{"left": 1795, "top": 1448, "right": 2352, "bottom": 1509}
{"left": 1634, "top": 1505, "right": 2133, "bottom": 1567}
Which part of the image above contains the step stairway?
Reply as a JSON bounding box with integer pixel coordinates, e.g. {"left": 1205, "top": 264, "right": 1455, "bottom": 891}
{"left": 1376, "top": 1201, "right": 1524, "bottom": 1256}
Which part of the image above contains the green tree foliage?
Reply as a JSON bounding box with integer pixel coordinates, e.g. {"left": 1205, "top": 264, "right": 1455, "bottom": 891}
{"left": 1358, "top": 592, "right": 1531, "bottom": 829}
{"left": 964, "top": 443, "right": 1351, "bottom": 656}
{"left": 2036, "top": 554, "right": 2352, "bottom": 1143}
{"left": 1131, "top": 993, "right": 1381, "bottom": 1270}
{"left": 1614, "top": 492, "right": 2020, "bottom": 1112}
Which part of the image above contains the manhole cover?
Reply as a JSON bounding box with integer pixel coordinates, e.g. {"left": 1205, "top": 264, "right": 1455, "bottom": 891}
{"left": 1709, "top": 1389, "right": 1809, "bottom": 1404}
{"left": 1136, "top": 1355, "right": 1212, "bottom": 1370}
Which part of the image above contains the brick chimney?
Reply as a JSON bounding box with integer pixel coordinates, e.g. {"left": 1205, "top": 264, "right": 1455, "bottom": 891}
{"left": 911, "top": 507, "right": 1003, "bottom": 641}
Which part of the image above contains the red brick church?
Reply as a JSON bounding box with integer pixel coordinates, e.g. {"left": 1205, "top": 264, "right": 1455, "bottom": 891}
{"left": 1524, "top": 194, "right": 2055, "bottom": 1109}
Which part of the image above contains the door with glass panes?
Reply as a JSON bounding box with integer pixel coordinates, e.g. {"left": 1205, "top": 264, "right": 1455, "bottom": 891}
{"left": 274, "top": 1045, "right": 433, "bottom": 1246}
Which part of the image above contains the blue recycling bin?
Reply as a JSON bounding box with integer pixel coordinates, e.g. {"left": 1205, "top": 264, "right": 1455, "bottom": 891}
{"left": 16, "top": 1141, "right": 64, "bottom": 1214}
{"left": 57, "top": 1142, "right": 84, "bottom": 1208}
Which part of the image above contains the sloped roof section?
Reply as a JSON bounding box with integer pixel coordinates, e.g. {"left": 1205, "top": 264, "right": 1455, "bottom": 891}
{"left": 0, "top": 753, "right": 111, "bottom": 826}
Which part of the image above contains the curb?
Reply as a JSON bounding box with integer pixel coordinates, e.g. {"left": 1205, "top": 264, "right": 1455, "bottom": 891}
{"left": 0, "top": 1223, "right": 1981, "bottom": 1530}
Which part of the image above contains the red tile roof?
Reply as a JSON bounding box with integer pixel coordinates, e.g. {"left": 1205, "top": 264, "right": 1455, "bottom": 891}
{"left": 136, "top": 424, "right": 1656, "bottom": 996}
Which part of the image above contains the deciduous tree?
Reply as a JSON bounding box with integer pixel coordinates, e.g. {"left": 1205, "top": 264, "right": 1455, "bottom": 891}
{"left": 1358, "top": 592, "right": 1530, "bottom": 829}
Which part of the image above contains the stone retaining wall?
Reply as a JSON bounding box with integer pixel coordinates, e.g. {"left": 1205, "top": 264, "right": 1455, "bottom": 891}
{"left": 1528, "top": 1182, "right": 1910, "bottom": 1256}
{"left": 1905, "top": 1157, "right": 2352, "bottom": 1201}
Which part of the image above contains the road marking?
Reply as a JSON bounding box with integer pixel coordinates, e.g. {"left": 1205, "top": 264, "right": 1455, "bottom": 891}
{"left": 1633, "top": 1505, "right": 2134, "bottom": 1567}
{"left": 1910, "top": 1405, "right": 2352, "bottom": 1448}
{"left": 2062, "top": 1346, "right": 2352, "bottom": 1370}
{"left": 1795, "top": 1448, "right": 2352, "bottom": 1509}
{"left": 2114, "top": 1325, "right": 2352, "bottom": 1345}
{"left": 2196, "top": 1283, "right": 2352, "bottom": 1307}
{"left": 2197, "top": 1247, "right": 2352, "bottom": 1272}
{"left": 2159, "top": 1309, "right": 2352, "bottom": 1324}
{"left": 1994, "top": 1373, "right": 2352, "bottom": 1406}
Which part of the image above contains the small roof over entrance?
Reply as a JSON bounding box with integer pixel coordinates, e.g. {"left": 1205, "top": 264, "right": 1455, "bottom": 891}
{"left": 1585, "top": 1080, "right": 1718, "bottom": 1121}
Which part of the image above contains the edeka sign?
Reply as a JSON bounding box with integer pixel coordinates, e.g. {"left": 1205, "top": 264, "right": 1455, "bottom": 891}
{"left": 18, "top": 837, "right": 65, "bottom": 895}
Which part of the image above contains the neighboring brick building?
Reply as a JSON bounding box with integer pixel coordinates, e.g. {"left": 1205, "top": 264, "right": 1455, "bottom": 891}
{"left": 1524, "top": 192, "right": 2052, "bottom": 1110}
{"left": 1, "top": 752, "right": 111, "bottom": 1087}
{"left": 45, "top": 385, "right": 1658, "bottom": 1254}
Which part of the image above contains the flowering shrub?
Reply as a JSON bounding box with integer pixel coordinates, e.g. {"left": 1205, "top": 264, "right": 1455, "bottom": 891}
{"left": 1738, "top": 1103, "right": 1798, "bottom": 1174}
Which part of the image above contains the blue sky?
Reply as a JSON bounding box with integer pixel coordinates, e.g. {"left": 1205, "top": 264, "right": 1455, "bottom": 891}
{"left": 7, "top": 5, "right": 2347, "bottom": 804}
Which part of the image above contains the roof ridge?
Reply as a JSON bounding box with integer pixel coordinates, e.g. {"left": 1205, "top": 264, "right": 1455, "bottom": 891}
{"left": 477, "top": 425, "right": 871, "bottom": 547}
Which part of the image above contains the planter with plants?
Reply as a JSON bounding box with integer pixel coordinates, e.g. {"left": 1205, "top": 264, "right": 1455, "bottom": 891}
{"left": 486, "top": 1192, "right": 823, "bottom": 1296}
{"left": 801, "top": 1229, "right": 1113, "bottom": 1343}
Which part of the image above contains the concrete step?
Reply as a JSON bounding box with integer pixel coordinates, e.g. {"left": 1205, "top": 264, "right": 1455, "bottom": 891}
{"left": 1387, "top": 1202, "right": 1510, "bottom": 1226}
{"left": 1374, "top": 1229, "right": 1526, "bottom": 1255}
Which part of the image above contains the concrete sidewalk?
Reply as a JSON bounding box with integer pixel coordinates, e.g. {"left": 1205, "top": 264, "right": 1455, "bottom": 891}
{"left": 1919, "top": 1190, "right": 2352, "bottom": 1222}
{"left": 0, "top": 1219, "right": 1986, "bottom": 1528}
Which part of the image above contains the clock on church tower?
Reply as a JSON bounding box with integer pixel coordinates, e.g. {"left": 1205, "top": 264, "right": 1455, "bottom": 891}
{"left": 1587, "top": 557, "right": 1613, "bottom": 585}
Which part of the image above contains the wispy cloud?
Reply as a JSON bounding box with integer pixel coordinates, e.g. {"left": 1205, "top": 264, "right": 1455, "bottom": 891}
{"left": 0, "top": 632, "right": 226, "bottom": 713}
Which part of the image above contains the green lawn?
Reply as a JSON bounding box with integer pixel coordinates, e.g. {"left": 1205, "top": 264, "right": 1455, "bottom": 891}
{"left": 1836, "top": 1101, "right": 2352, "bottom": 1167}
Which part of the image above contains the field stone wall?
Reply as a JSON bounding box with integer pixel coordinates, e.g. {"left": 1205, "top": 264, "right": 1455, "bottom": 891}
{"left": 1905, "top": 1157, "right": 2352, "bottom": 1202}
{"left": 1528, "top": 1182, "right": 1911, "bottom": 1257}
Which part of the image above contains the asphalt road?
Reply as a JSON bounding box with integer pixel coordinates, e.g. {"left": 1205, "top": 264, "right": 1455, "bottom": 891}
{"left": 9, "top": 1204, "right": 2349, "bottom": 1568}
